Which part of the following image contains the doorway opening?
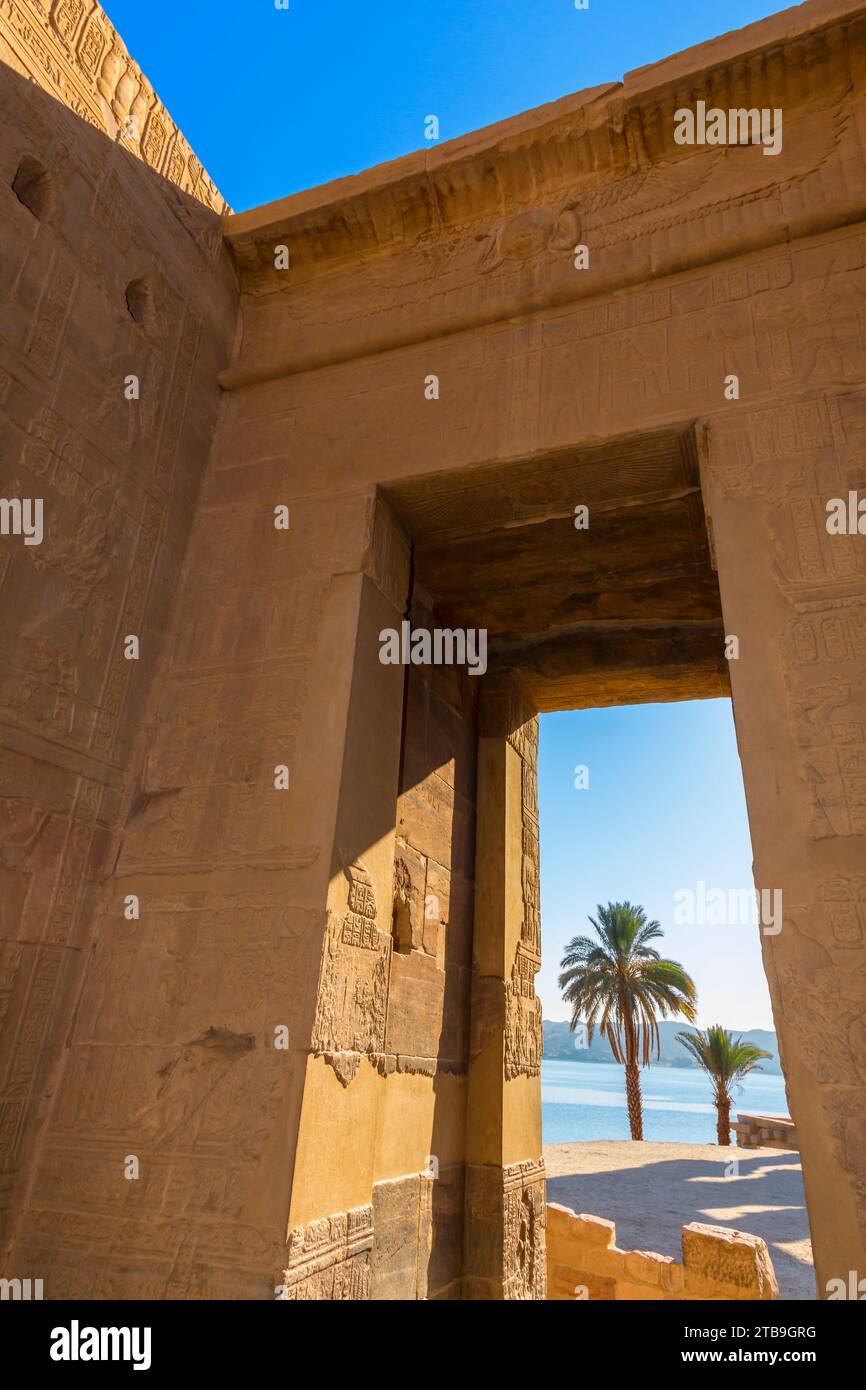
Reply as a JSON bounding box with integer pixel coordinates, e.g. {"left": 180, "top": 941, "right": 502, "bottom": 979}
{"left": 383, "top": 419, "right": 812, "bottom": 1299}
{"left": 538, "top": 698, "right": 813, "bottom": 1300}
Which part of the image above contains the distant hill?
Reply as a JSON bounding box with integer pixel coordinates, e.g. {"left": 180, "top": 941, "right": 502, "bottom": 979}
{"left": 543, "top": 1018, "right": 781, "bottom": 1074}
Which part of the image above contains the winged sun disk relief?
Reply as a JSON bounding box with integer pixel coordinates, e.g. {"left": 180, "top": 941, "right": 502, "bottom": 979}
{"left": 476, "top": 203, "right": 582, "bottom": 272}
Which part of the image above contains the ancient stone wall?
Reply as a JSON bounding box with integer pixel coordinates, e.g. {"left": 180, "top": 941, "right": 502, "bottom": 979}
{"left": 461, "top": 680, "right": 546, "bottom": 1298}
{"left": 700, "top": 382, "right": 866, "bottom": 1293}
{"left": 278, "top": 569, "right": 481, "bottom": 1300}
{"left": 2, "top": 0, "right": 866, "bottom": 1300}
{"left": 219, "top": 0, "right": 866, "bottom": 1294}
{"left": 547, "top": 1204, "right": 779, "bottom": 1301}
{"left": 0, "top": 0, "right": 226, "bottom": 211}
{"left": 386, "top": 591, "right": 478, "bottom": 1296}
{"left": 0, "top": 0, "right": 236, "bottom": 1281}
{"left": 735, "top": 1113, "right": 800, "bottom": 1150}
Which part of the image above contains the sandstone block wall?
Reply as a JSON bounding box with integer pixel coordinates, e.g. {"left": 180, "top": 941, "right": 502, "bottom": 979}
{"left": 547, "top": 1204, "right": 780, "bottom": 1301}
{"left": 2, "top": 0, "right": 866, "bottom": 1301}
{"left": 735, "top": 1113, "right": 800, "bottom": 1150}
{"left": 0, "top": 0, "right": 237, "bottom": 1276}
{"left": 0, "top": 0, "right": 226, "bottom": 211}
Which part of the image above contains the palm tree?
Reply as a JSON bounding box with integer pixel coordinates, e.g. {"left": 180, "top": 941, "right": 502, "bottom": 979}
{"left": 676, "top": 1025, "right": 770, "bottom": 1145}
{"left": 558, "top": 902, "right": 697, "bottom": 1141}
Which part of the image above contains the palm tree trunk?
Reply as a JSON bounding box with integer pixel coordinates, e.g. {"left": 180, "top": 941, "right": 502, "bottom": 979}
{"left": 625, "top": 1058, "right": 644, "bottom": 1140}
{"left": 716, "top": 1096, "right": 732, "bottom": 1146}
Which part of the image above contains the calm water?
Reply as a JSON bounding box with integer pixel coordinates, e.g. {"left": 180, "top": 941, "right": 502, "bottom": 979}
{"left": 542, "top": 1059, "right": 789, "bottom": 1145}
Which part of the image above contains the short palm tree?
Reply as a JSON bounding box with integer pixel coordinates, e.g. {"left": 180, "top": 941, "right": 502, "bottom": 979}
{"left": 676, "top": 1025, "right": 770, "bottom": 1145}
{"left": 558, "top": 902, "right": 697, "bottom": 1141}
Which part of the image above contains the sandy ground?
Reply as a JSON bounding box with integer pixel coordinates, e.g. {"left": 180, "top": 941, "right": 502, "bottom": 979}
{"left": 544, "top": 1140, "right": 815, "bottom": 1300}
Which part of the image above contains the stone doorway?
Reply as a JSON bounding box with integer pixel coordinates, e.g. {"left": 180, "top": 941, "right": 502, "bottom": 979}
{"left": 377, "top": 407, "right": 861, "bottom": 1299}
{"left": 380, "top": 420, "right": 734, "bottom": 1295}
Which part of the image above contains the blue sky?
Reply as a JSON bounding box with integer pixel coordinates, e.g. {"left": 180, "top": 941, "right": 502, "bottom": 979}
{"left": 99, "top": 1, "right": 779, "bottom": 1030}
{"left": 103, "top": 0, "right": 786, "bottom": 211}
{"left": 539, "top": 701, "right": 772, "bottom": 1032}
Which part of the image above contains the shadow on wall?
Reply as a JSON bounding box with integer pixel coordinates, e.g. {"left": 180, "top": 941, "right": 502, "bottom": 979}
{"left": 1, "top": 54, "right": 481, "bottom": 1296}
{"left": 0, "top": 56, "right": 237, "bottom": 1268}
{"left": 381, "top": 588, "right": 481, "bottom": 1298}
{"left": 547, "top": 1151, "right": 814, "bottom": 1300}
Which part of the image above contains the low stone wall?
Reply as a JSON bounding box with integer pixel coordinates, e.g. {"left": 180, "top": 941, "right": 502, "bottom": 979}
{"left": 547, "top": 1204, "right": 779, "bottom": 1301}
{"left": 734, "top": 1112, "right": 799, "bottom": 1150}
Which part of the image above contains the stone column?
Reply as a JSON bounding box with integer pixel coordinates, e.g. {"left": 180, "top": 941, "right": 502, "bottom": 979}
{"left": 463, "top": 675, "right": 546, "bottom": 1299}
{"left": 699, "top": 390, "right": 866, "bottom": 1296}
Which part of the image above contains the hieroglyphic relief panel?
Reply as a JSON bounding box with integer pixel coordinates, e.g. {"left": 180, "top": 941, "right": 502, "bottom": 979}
{"left": 0, "top": 72, "right": 232, "bottom": 769}
{"left": 0, "top": 407, "right": 163, "bottom": 764}
{"left": 702, "top": 395, "right": 844, "bottom": 503}
{"left": 777, "top": 880, "right": 866, "bottom": 1084}
{"left": 20, "top": 1024, "right": 299, "bottom": 1287}
{"left": 751, "top": 395, "right": 865, "bottom": 841}
{"left": 772, "top": 877, "right": 866, "bottom": 1245}
{"left": 0, "top": 9, "right": 238, "bottom": 1263}
{"left": 391, "top": 843, "right": 428, "bottom": 954}
{"left": 13, "top": 1198, "right": 288, "bottom": 1299}
{"left": 506, "top": 714, "right": 543, "bottom": 1081}
{"left": 281, "top": 1204, "right": 373, "bottom": 1300}
{"left": 503, "top": 1158, "right": 547, "bottom": 1301}
{"left": 73, "top": 894, "right": 324, "bottom": 1049}
{"left": 781, "top": 611, "right": 866, "bottom": 841}
{"left": 117, "top": 781, "right": 321, "bottom": 877}
{"left": 78, "top": 167, "right": 175, "bottom": 461}
{"left": 465, "top": 1156, "right": 547, "bottom": 1300}
{"left": 705, "top": 392, "right": 866, "bottom": 842}
{"left": 756, "top": 232, "right": 866, "bottom": 394}
{"left": 703, "top": 386, "right": 866, "bottom": 1275}
{"left": 541, "top": 246, "right": 798, "bottom": 443}
{"left": 141, "top": 664, "right": 309, "bottom": 795}
{"left": 312, "top": 861, "right": 390, "bottom": 1058}
{"left": 0, "top": 0, "right": 228, "bottom": 211}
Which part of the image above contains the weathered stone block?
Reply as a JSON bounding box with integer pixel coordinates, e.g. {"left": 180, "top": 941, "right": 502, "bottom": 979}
{"left": 428, "top": 1164, "right": 465, "bottom": 1297}
{"left": 385, "top": 951, "right": 445, "bottom": 1058}
{"left": 624, "top": 1248, "right": 672, "bottom": 1285}
{"left": 682, "top": 1222, "right": 779, "bottom": 1300}
{"left": 372, "top": 1173, "right": 423, "bottom": 1300}
{"left": 548, "top": 1204, "right": 779, "bottom": 1302}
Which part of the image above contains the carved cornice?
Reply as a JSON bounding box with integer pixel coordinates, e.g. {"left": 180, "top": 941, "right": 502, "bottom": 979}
{"left": 221, "top": 0, "right": 866, "bottom": 388}
{"left": 0, "top": 0, "right": 228, "bottom": 212}
{"left": 228, "top": 0, "right": 864, "bottom": 266}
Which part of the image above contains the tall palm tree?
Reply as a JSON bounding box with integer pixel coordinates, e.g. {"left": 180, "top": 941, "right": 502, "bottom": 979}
{"left": 558, "top": 902, "right": 697, "bottom": 1141}
{"left": 676, "top": 1025, "right": 770, "bottom": 1145}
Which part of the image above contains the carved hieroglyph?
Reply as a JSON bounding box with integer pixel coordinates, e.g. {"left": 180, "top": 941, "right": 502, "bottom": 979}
{"left": 464, "top": 1157, "right": 548, "bottom": 1300}
{"left": 772, "top": 879, "right": 866, "bottom": 1244}
{"left": 281, "top": 1205, "right": 374, "bottom": 1300}
{"left": 504, "top": 1159, "right": 547, "bottom": 1301}
{"left": 505, "top": 715, "right": 543, "bottom": 1081}
{"left": 6, "top": 0, "right": 866, "bottom": 1301}
{"left": 701, "top": 380, "right": 866, "bottom": 1281}
{"left": 704, "top": 394, "right": 866, "bottom": 843}
{"left": 312, "top": 860, "right": 390, "bottom": 1056}
{"left": 0, "top": 0, "right": 227, "bottom": 211}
